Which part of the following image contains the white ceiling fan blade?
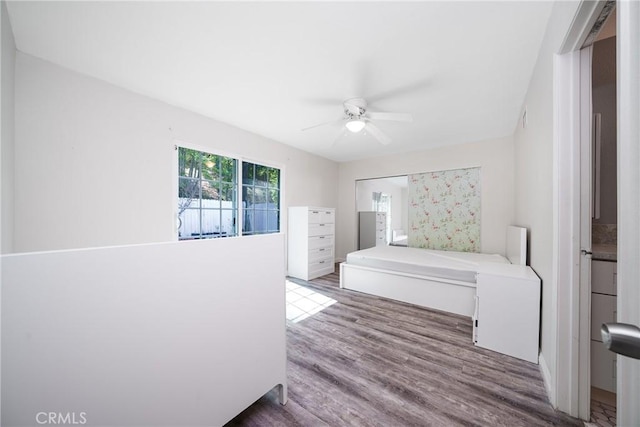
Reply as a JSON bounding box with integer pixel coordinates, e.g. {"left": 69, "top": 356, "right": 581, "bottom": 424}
{"left": 367, "top": 111, "right": 413, "bottom": 122}
{"left": 364, "top": 122, "right": 392, "bottom": 145}
{"left": 301, "top": 118, "right": 344, "bottom": 131}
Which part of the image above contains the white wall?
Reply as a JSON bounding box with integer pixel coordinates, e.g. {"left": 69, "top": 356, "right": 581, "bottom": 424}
{"left": 13, "top": 53, "right": 338, "bottom": 253}
{"left": 512, "top": 0, "right": 581, "bottom": 407}
{"left": 1, "top": 0, "right": 16, "bottom": 254}
{"left": 337, "top": 136, "right": 515, "bottom": 260}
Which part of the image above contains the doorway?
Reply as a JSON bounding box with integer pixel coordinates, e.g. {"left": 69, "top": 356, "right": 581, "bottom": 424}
{"left": 587, "top": 8, "right": 617, "bottom": 426}
{"left": 556, "top": 0, "right": 640, "bottom": 424}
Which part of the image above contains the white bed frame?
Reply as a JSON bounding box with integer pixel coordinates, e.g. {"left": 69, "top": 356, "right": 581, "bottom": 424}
{"left": 340, "top": 226, "right": 527, "bottom": 317}
{"left": 2, "top": 235, "right": 287, "bottom": 426}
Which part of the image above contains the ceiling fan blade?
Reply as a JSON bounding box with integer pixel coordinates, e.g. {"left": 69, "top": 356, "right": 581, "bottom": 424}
{"left": 364, "top": 122, "right": 392, "bottom": 145}
{"left": 367, "top": 112, "right": 413, "bottom": 122}
{"left": 301, "top": 118, "right": 344, "bottom": 131}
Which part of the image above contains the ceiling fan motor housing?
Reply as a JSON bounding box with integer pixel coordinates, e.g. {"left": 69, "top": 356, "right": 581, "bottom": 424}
{"left": 344, "top": 98, "right": 367, "bottom": 118}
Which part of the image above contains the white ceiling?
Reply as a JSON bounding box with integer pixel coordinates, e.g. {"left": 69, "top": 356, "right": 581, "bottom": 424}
{"left": 6, "top": 1, "right": 554, "bottom": 162}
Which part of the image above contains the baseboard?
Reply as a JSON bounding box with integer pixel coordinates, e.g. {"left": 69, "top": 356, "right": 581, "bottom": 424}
{"left": 539, "top": 352, "right": 556, "bottom": 406}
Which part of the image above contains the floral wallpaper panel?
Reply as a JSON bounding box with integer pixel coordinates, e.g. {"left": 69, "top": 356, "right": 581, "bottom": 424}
{"left": 408, "top": 167, "right": 480, "bottom": 252}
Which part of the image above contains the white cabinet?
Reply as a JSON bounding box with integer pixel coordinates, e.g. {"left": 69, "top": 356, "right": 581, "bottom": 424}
{"left": 591, "top": 340, "right": 617, "bottom": 393}
{"left": 591, "top": 293, "right": 616, "bottom": 341}
{"left": 359, "top": 211, "right": 386, "bottom": 249}
{"left": 592, "top": 260, "right": 617, "bottom": 295}
{"left": 288, "top": 207, "right": 335, "bottom": 280}
{"left": 474, "top": 264, "right": 541, "bottom": 363}
{"left": 591, "top": 259, "right": 617, "bottom": 392}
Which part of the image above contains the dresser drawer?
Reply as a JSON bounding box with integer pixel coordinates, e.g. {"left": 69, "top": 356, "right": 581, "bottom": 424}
{"left": 591, "top": 293, "right": 616, "bottom": 341}
{"left": 309, "top": 247, "right": 333, "bottom": 262}
{"left": 309, "top": 257, "right": 334, "bottom": 275}
{"left": 309, "top": 223, "right": 334, "bottom": 237}
{"left": 592, "top": 260, "right": 617, "bottom": 295}
{"left": 591, "top": 340, "right": 616, "bottom": 393}
{"left": 308, "top": 235, "right": 334, "bottom": 250}
{"left": 309, "top": 209, "right": 335, "bottom": 224}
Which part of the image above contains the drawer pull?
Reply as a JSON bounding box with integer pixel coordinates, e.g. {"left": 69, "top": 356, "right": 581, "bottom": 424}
{"left": 319, "top": 224, "right": 325, "bottom": 226}
{"left": 312, "top": 210, "right": 319, "bottom": 214}
{"left": 319, "top": 236, "right": 325, "bottom": 239}
{"left": 319, "top": 261, "right": 325, "bottom": 264}
{"left": 319, "top": 248, "right": 325, "bottom": 252}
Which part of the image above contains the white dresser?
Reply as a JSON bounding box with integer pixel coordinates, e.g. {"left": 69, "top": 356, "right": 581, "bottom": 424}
{"left": 358, "top": 211, "right": 387, "bottom": 249}
{"left": 288, "top": 207, "right": 335, "bottom": 280}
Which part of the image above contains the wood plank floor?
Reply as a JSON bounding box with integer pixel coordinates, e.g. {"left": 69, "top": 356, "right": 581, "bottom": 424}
{"left": 226, "top": 268, "right": 583, "bottom": 426}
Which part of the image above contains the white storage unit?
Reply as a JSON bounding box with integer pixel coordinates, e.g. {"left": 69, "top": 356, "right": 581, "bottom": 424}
{"left": 358, "top": 211, "right": 387, "bottom": 250}
{"left": 474, "top": 263, "right": 541, "bottom": 363}
{"left": 288, "top": 207, "right": 335, "bottom": 280}
{"left": 591, "top": 259, "right": 617, "bottom": 393}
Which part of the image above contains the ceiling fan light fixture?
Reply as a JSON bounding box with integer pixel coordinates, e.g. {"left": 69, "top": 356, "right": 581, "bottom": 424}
{"left": 346, "top": 119, "right": 366, "bottom": 133}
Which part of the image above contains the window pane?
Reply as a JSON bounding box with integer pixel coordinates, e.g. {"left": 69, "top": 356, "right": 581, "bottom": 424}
{"left": 220, "top": 209, "right": 236, "bottom": 236}
{"left": 178, "top": 147, "right": 201, "bottom": 178}
{"left": 221, "top": 157, "right": 236, "bottom": 183}
{"left": 267, "top": 210, "right": 279, "bottom": 232}
{"left": 255, "top": 165, "right": 269, "bottom": 187}
{"left": 253, "top": 210, "right": 268, "bottom": 233}
{"left": 178, "top": 207, "right": 201, "bottom": 239}
{"left": 220, "top": 183, "right": 235, "bottom": 202}
{"left": 268, "top": 189, "right": 279, "bottom": 205}
{"left": 242, "top": 162, "right": 254, "bottom": 185}
{"left": 201, "top": 155, "right": 219, "bottom": 181}
{"left": 268, "top": 168, "right": 280, "bottom": 189}
{"left": 253, "top": 187, "right": 267, "bottom": 205}
{"left": 201, "top": 208, "right": 219, "bottom": 236}
{"left": 178, "top": 178, "right": 201, "bottom": 208}
{"left": 243, "top": 209, "right": 254, "bottom": 234}
{"left": 202, "top": 180, "right": 220, "bottom": 200}
{"left": 243, "top": 185, "right": 254, "bottom": 205}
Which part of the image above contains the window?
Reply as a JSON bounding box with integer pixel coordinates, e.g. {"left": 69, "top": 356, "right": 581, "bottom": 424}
{"left": 242, "top": 161, "right": 280, "bottom": 235}
{"left": 176, "top": 146, "right": 281, "bottom": 239}
{"left": 178, "top": 147, "right": 238, "bottom": 240}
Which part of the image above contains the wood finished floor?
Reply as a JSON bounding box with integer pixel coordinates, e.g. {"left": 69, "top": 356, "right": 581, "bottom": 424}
{"left": 226, "top": 268, "right": 583, "bottom": 427}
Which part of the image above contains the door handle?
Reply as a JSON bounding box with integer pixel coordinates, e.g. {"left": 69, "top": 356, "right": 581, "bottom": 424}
{"left": 601, "top": 323, "right": 640, "bottom": 359}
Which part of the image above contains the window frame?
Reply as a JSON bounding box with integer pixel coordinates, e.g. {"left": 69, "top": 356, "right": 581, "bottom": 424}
{"left": 172, "top": 140, "right": 284, "bottom": 240}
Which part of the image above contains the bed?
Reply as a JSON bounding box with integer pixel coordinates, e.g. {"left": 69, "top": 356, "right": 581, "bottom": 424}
{"left": 340, "top": 226, "right": 527, "bottom": 317}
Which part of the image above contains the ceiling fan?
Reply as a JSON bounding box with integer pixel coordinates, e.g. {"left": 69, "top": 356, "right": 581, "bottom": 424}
{"left": 302, "top": 97, "right": 412, "bottom": 145}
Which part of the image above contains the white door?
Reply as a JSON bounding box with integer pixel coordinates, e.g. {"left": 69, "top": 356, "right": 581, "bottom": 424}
{"left": 615, "top": 1, "right": 640, "bottom": 425}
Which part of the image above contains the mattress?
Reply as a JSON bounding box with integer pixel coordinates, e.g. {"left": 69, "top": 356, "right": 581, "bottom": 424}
{"left": 345, "top": 245, "right": 510, "bottom": 283}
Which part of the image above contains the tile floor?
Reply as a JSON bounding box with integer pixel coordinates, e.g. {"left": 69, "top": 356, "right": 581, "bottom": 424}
{"left": 589, "top": 398, "right": 616, "bottom": 427}
{"left": 285, "top": 280, "right": 337, "bottom": 323}
{"left": 587, "top": 387, "right": 616, "bottom": 427}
